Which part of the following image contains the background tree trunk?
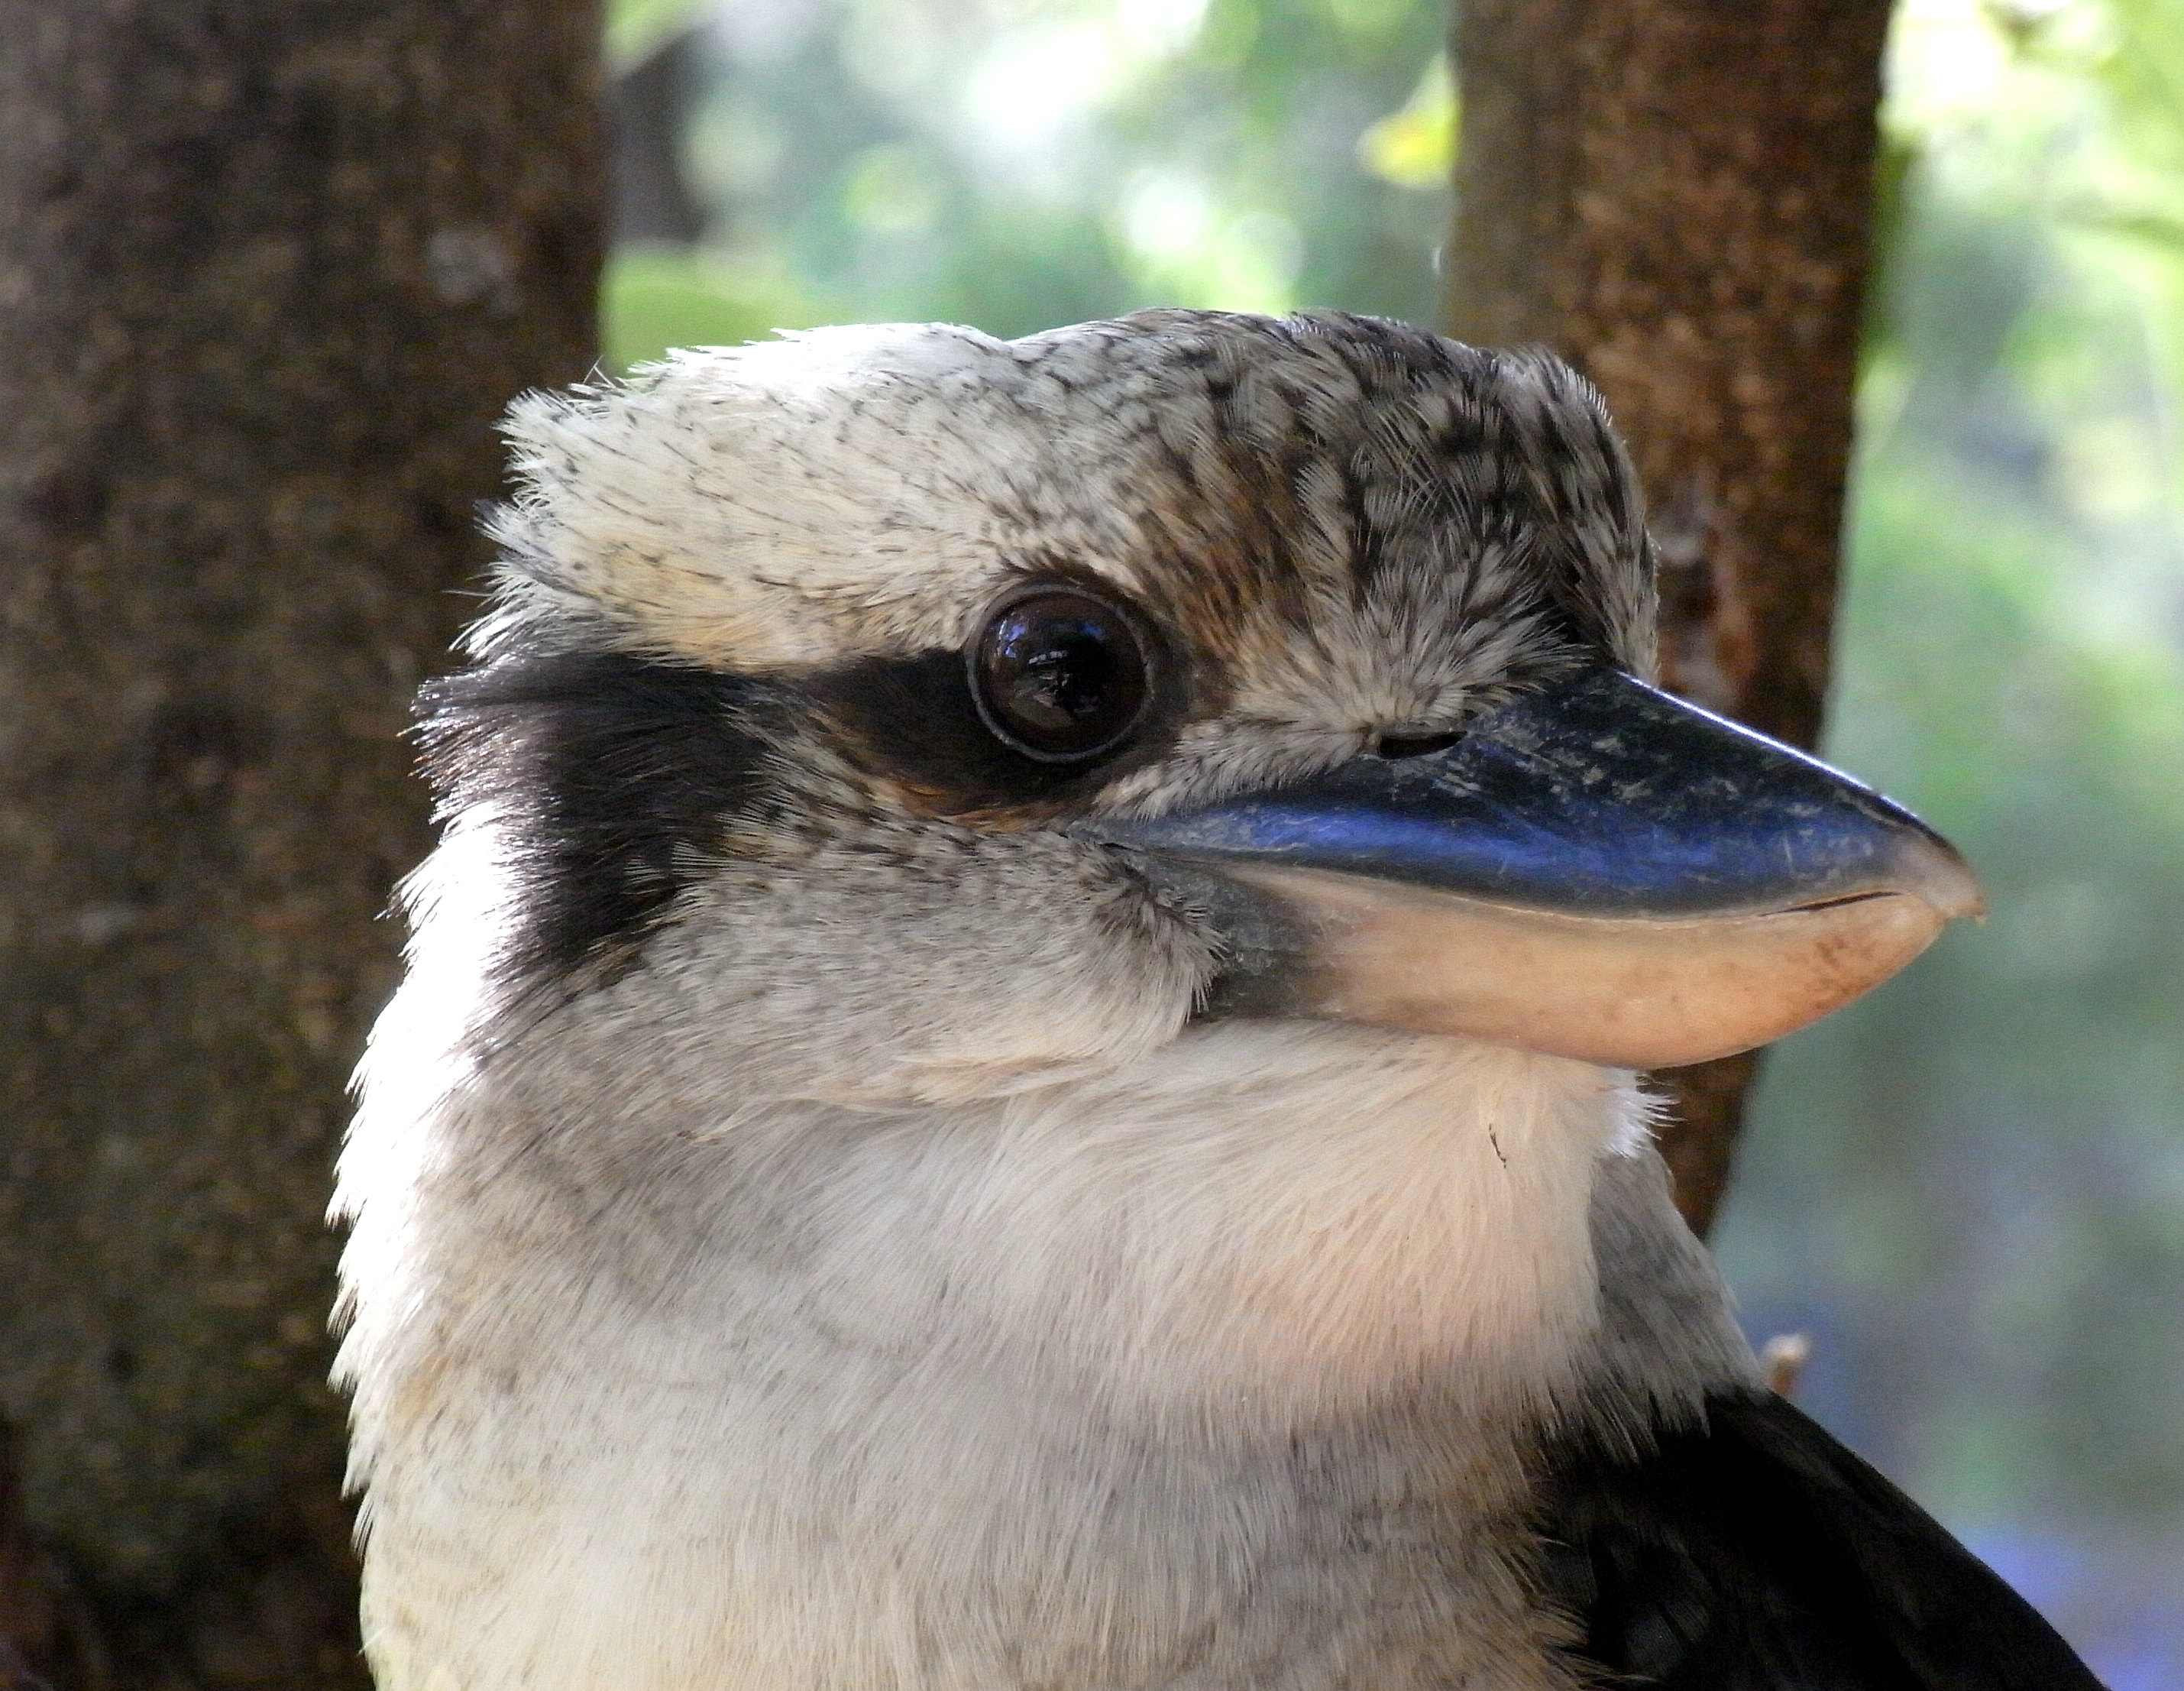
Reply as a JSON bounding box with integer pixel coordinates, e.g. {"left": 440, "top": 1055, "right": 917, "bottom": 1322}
{"left": 1444, "top": 0, "right": 1895, "bottom": 1233}
{"left": 0, "top": 5, "right": 601, "bottom": 1686}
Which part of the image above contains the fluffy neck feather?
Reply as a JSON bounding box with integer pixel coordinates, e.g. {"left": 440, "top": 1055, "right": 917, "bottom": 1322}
{"left": 335, "top": 838, "right": 1749, "bottom": 1691}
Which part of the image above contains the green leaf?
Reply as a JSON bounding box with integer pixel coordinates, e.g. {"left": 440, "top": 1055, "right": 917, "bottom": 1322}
{"left": 1357, "top": 53, "right": 1455, "bottom": 191}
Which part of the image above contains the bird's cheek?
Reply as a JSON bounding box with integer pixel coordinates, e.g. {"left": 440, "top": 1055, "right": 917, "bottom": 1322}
{"left": 791, "top": 873, "right": 1218, "bottom": 1109}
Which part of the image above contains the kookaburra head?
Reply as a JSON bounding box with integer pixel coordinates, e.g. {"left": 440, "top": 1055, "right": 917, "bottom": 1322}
{"left": 336, "top": 311, "right": 2092, "bottom": 1691}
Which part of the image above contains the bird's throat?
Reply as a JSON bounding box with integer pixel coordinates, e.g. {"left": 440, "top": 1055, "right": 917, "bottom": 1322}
{"left": 344, "top": 1020, "right": 1639, "bottom": 1691}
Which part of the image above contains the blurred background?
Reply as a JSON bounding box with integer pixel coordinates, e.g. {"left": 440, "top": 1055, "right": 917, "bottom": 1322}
{"left": 597, "top": 0, "right": 2183, "bottom": 1679}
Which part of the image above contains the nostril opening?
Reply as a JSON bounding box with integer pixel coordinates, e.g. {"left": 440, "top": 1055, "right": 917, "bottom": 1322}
{"left": 1376, "top": 730, "right": 1464, "bottom": 760}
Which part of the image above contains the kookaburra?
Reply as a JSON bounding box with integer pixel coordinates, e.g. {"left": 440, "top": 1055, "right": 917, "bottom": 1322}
{"left": 335, "top": 310, "right": 2100, "bottom": 1690}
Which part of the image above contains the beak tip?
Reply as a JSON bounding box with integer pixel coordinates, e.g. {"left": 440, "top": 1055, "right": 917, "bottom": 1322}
{"left": 1901, "top": 831, "right": 1986, "bottom": 925}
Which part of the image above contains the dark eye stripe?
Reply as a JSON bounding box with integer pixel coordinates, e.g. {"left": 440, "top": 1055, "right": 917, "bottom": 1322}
{"left": 418, "top": 588, "right": 1182, "bottom": 1006}
{"left": 807, "top": 583, "right": 1183, "bottom": 821}
{"left": 417, "top": 649, "right": 768, "bottom": 994}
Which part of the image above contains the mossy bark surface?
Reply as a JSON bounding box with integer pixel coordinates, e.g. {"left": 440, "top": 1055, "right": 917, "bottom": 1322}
{"left": 1446, "top": 0, "right": 1894, "bottom": 1231}
{"left": 0, "top": 5, "right": 601, "bottom": 1683}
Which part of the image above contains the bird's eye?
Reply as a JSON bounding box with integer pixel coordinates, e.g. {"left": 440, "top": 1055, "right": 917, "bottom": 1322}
{"left": 969, "top": 584, "right": 1153, "bottom": 763}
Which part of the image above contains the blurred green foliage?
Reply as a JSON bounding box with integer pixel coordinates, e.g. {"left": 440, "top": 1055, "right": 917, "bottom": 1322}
{"left": 600, "top": 0, "right": 2183, "bottom": 1671}
{"left": 609, "top": 0, "right": 710, "bottom": 70}
{"left": 600, "top": 246, "right": 823, "bottom": 368}
{"left": 1716, "top": 4, "right": 2184, "bottom": 1670}
{"left": 600, "top": 0, "right": 1448, "bottom": 365}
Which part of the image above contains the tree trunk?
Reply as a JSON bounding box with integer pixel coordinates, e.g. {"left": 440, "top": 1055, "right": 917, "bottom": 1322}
{"left": 0, "top": 5, "right": 602, "bottom": 1686}
{"left": 1444, "top": 0, "right": 1894, "bottom": 1232}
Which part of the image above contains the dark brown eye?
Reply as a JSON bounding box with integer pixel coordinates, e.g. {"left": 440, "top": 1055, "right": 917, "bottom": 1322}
{"left": 969, "top": 584, "right": 1153, "bottom": 763}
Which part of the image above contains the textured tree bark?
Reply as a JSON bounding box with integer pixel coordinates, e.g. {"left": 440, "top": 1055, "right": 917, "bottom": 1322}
{"left": 1445, "top": 0, "right": 1894, "bottom": 1233}
{"left": 0, "top": 5, "right": 601, "bottom": 1686}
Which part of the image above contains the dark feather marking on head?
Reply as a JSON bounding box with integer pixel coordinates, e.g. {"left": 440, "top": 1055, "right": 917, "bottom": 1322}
{"left": 1274, "top": 315, "right": 1649, "bottom": 669}
{"left": 416, "top": 649, "right": 773, "bottom": 993}
{"left": 1098, "top": 311, "right": 1642, "bottom": 675}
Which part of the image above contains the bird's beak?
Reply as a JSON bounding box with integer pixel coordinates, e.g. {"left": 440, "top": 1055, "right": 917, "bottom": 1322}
{"left": 1082, "top": 669, "right": 1983, "bottom": 1068}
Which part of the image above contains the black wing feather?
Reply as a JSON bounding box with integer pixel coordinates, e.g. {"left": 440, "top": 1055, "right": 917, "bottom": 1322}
{"left": 1536, "top": 1390, "right": 2107, "bottom": 1690}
